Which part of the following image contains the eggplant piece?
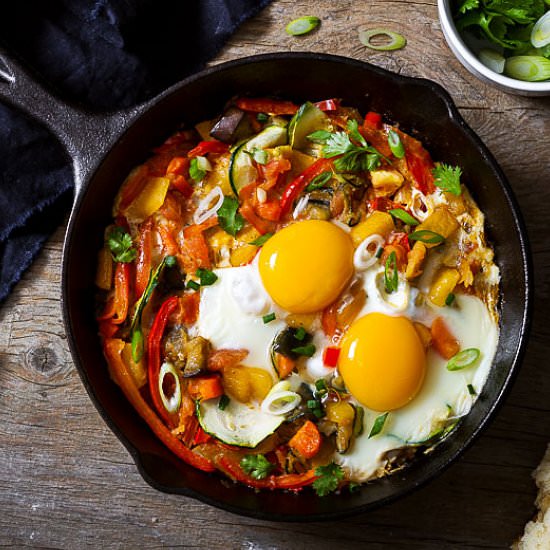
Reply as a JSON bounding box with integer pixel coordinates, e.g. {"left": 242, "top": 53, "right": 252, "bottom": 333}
{"left": 183, "top": 336, "right": 211, "bottom": 377}
{"left": 210, "top": 107, "right": 246, "bottom": 143}
{"left": 271, "top": 327, "right": 312, "bottom": 361}
{"left": 157, "top": 262, "right": 186, "bottom": 293}
{"left": 285, "top": 383, "right": 316, "bottom": 423}
{"left": 164, "top": 326, "right": 188, "bottom": 371}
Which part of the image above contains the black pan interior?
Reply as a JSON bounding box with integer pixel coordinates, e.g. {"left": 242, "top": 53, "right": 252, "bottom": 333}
{"left": 62, "top": 53, "right": 531, "bottom": 520}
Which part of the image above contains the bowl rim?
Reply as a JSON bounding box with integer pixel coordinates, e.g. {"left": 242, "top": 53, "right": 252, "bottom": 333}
{"left": 438, "top": 0, "right": 550, "bottom": 93}
{"left": 62, "top": 51, "right": 533, "bottom": 521}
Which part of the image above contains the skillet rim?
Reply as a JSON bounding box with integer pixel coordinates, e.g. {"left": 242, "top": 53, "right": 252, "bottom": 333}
{"left": 61, "top": 51, "right": 533, "bottom": 521}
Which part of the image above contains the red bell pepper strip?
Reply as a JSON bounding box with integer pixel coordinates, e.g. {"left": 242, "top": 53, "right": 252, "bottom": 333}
{"left": 368, "top": 197, "right": 401, "bottom": 213}
{"left": 166, "top": 156, "right": 189, "bottom": 176}
{"left": 147, "top": 295, "right": 180, "bottom": 427}
{"left": 255, "top": 200, "right": 282, "bottom": 222}
{"left": 364, "top": 111, "right": 382, "bottom": 129}
{"left": 405, "top": 149, "right": 436, "bottom": 195}
{"left": 192, "top": 426, "right": 212, "bottom": 446}
{"left": 279, "top": 158, "right": 333, "bottom": 218}
{"left": 103, "top": 338, "right": 215, "bottom": 472}
{"left": 97, "top": 262, "right": 131, "bottom": 324}
{"left": 322, "top": 346, "right": 340, "bottom": 367}
{"left": 170, "top": 175, "right": 194, "bottom": 198}
{"left": 314, "top": 99, "right": 340, "bottom": 111}
{"left": 188, "top": 140, "right": 230, "bottom": 158}
{"left": 235, "top": 97, "right": 299, "bottom": 115}
{"left": 216, "top": 455, "right": 316, "bottom": 490}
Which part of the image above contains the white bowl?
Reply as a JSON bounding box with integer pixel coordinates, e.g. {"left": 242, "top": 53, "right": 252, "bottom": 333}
{"left": 438, "top": 0, "right": 550, "bottom": 96}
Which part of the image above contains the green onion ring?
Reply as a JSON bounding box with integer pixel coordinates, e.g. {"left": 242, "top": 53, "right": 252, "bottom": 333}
{"left": 384, "top": 251, "right": 398, "bottom": 294}
{"left": 505, "top": 56, "right": 550, "bottom": 82}
{"left": 359, "top": 28, "right": 407, "bottom": 51}
{"left": 446, "top": 348, "right": 481, "bottom": 372}
{"left": 286, "top": 16, "right": 320, "bottom": 36}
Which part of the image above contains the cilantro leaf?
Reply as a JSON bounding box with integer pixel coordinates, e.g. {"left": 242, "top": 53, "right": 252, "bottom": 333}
{"left": 346, "top": 119, "right": 367, "bottom": 147}
{"left": 196, "top": 268, "right": 218, "bottom": 286}
{"left": 107, "top": 226, "right": 137, "bottom": 263}
{"left": 240, "top": 454, "right": 274, "bottom": 480}
{"left": 313, "top": 463, "right": 344, "bottom": 496}
{"left": 457, "top": 0, "right": 479, "bottom": 15}
{"left": 432, "top": 163, "right": 463, "bottom": 196}
{"left": 307, "top": 129, "right": 333, "bottom": 142}
{"left": 217, "top": 196, "right": 245, "bottom": 236}
{"left": 323, "top": 131, "right": 354, "bottom": 158}
{"left": 368, "top": 412, "right": 389, "bottom": 438}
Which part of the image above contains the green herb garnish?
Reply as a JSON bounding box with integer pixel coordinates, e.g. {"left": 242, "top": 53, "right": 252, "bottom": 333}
{"left": 285, "top": 16, "right": 320, "bottom": 36}
{"left": 387, "top": 129, "right": 405, "bottom": 158}
{"left": 310, "top": 121, "right": 390, "bottom": 172}
{"left": 313, "top": 463, "right": 344, "bottom": 496}
{"left": 314, "top": 379, "right": 328, "bottom": 393}
{"left": 369, "top": 412, "right": 389, "bottom": 438}
{"left": 432, "top": 164, "right": 462, "bottom": 196}
{"left": 348, "top": 482, "right": 360, "bottom": 493}
{"left": 256, "top": 112, "right": 269, "bottom": 122}
{"left": 384, "top": 251, "right": 398, "bottom": 293}
{"left": 218, "top": 394, "right": 230, "bottom": 410}
{"left": 445, "top": 292, "right": 456, "bottom": 306}
{"left": 409, "top": 230, "right": 446, "bottom": 244}
{"left": 467, "top": 384, "right": 477, "bottom": 396}
{"left": 262, "top": 312, "right": 276, "bottom": 324}
{"left": 107, "top": 226, "right": 137, "bottom": 263}
{"left": 189, "top": 156, "right": 207, "bottom": 182}
{"left": 217, "top": 196, "right": 245, "bottom": 236}
{"left": 196, "top": 268, "right": 218, "bottom": 286}
{"left": 305, "top": 171, "right": 333, "bottom": 192}
{"left": 389, "top": 208, "right": 419, "bottom": 226}
{"left": 240, "top": 454, "right": 274, "bottom": 480}
{"left": 447, "top": 348, "right": 481, "bottom": 371}
{"left": 291, "top": 343, "right": 316, "bottom": 357}
{"left": 375, "top": 246, "right": 384, "bottom": 259}
{"left": 294, "top": 327, "right": 307, "bottom": 341}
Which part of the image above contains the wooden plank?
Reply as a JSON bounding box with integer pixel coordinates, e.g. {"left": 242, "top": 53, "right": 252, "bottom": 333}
{"left": 1, "top": 0, "right": 549, "bottom": 547}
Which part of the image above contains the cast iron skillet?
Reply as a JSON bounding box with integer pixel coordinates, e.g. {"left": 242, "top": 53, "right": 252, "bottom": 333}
{"left": 0, "top": 51, "right": 532, "bottom": 521}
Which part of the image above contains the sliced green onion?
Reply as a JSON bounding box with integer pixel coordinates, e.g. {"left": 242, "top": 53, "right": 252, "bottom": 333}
{"left": 218, "top": 394, "right": 230, "bottom": 410}
{"left": 359, "top": 28, "right": 407, "bottom": 51}
{"left": 409, "top": 230, "right": 445, "bottom": 244}
{"left": 286, "top": 16, "right": 320, "bottom": 36}
{"left": 375, "top": 246, "right": 384, "bottom": 259}
{"left": 478, "top": 49, "right": 505, "bottom": 74}
{"left": 467, "top": 384, "right": 477, "bottom": 396}
{"left": 187, "top": 279, "right": 200, "bottom": 291}
{"left": 262, "top": 312, "right": 276, "bottom": 324}
{"left": 261, "top": 389, "right": 301, "bottom": 415}
{"left": 294, "top": 327, "right": 307, "bottom": 341}
{"left": 387, "top": 130, "right": 405, "bottom": 158}
{"left": 245, "top": 147, "right": 268, "bottom": 165}
{"left": 158, "top": 362, "right": 181, "bottom": 414}
{"left": 531, "top": 11, "right": 550, "bottom": 48}
{"left": 307, "top": 399, "right": 318, "bottom": 409}
{"left": 389, "top": 208, "right": 419, "bottom": 226}
{"left": 291, "top": 343, "right": 316, "bottom": 357}
{"left": 369, "top": 412, "right": 389, "bottom": 438}
{"left": 348, "top": 482, "right": 360, "bottom": 493}
{"left": 305, "top": 171, "right": 333, "bottom": 192}
{"left": 315, "top": 379, "right": 328, "bottom": 393}
{"left": 445, "top": 293, "right": 456, "bottom": 307}
{"left": 256, "top": 112, "right": 269, "bottom": 122}
{"left": 384, "top": 251, "right": 398, "bottom": 293}
{"left": 196, "top": 268, "right": 218, "bottom": 286}
{"left": 131, "top": 329, "right": 143, "bottom": 364}
{"left": 249, "top": 233, "right": 273, "bottom": 246}
{"left": 447, "top": 348, "right": 481, "bottom": 371}
{"left": 189, "top": 156, "right": 211, "bottom": 182}
{"left": 505, "top": 56, "right": 550, "bottom": 82}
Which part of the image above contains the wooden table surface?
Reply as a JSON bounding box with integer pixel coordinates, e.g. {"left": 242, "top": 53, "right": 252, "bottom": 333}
{"left": 1, "top": 1, "right": 550, "bottom": 548}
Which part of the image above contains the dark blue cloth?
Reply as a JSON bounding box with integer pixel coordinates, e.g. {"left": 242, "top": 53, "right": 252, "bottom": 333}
{"left": 0, "top": 0, "right": 271, "bottom": 303}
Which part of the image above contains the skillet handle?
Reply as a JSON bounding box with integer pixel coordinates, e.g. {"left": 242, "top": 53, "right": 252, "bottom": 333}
{"left": 0, "top": 49, "right": 146, "bottom": 200}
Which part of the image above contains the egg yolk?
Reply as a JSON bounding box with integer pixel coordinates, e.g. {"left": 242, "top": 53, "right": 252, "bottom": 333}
{"left": 258, "top": 220, "right": 354, "bottom": 314}
{"left": 339, "top": 313, "right": 426, "bottom": 411}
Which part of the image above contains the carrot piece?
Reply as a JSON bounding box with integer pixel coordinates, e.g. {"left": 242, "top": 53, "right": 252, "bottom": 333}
{"left": 103, "top": 338, "right": 215, "bottom": 472}
{"left": 288, "top": 420, "right": 322, "bottom": 460}
{"left": 188, "top": 375, "right": 224, "bottom": 401}
{"left": 431, "top": 317, "right": 460, "bottom": 359}
{"left": 207, "top": 349, "right": 249, "bottom": 372}
{"left": 274, "top": 353, "right": 295, "bottom": 379}
{"left": 118, "top": 165, "right": 150, "bottom": 213}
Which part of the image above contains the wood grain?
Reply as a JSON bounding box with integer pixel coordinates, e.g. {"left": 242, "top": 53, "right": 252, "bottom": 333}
{"left": 1, "top": 1, "right": 550, "bottom": 547}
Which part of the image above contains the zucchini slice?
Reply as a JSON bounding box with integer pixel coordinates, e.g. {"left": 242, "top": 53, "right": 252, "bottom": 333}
{"left": 229, "top": 125, "right": 288, "bottom": 196}
{"left": 287, "top": 101, "right": 331, "bottom": 152}
{"left": 197, "top": 397, "right": 284, "bottom": 447}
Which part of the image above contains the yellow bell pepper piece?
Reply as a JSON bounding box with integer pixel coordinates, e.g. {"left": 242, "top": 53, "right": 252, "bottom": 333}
{"left": 405, "top": 242, "right": 427, "bottom": 280}
{"left": 350, "top": 211, "right": 395, "bottom": 247}
{"left": 230, "top": 244, "right": 258, "bottom": 266}
{"left": 124, "top": 176, "right": 170, "bottom": 222}
{"left": 204, "top": 154, "right": 232, "bottom": 196}
{"left": 326, "top": 401, "right": 355, "bottom": 425}
{"left": 416, "top": 206, "right": 459, "bottom": 248}
{"left": 429, "top": 267, "right": 460, "bottom": 307}
{"left": 370, "top": 169, "right": 404, "bottom": 197}
{"left": 247, "top": 367, "right": 273, "bottom": 401}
